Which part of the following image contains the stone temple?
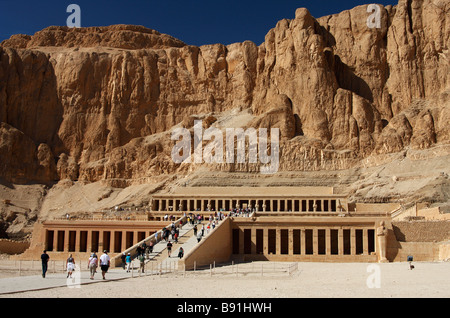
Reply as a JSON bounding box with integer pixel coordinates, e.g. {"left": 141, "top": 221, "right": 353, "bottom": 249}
{"left": 16, "top": 186, "right": 450, "bottom": 270}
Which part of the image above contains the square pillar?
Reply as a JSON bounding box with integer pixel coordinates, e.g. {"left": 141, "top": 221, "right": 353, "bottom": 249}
{"left": 64, "top": 230, "right": 70, "bottom": 252}
{"left": 288, "top": 229, "right": 294, "bottom": 256}
{"left": 313, "top": 228, "right": 318, "bottom": 255}
{"left": 98, "top": 230, "right": 104, "bottom": 252}
{"left": 301, "top": 228, "right": 306, "bottom": 255}
{"left": 263, "top": 228, "right": 269, "bottom": 255}
{"left": 52, "top": 230, "right": 58, "bottom": 252}
{"left": 75, "top": 230, "right": 81, "bottom": 252}
{"left": 121, "top": 231, "right": 127, "bottom": 251}
{"left": 276, "top": 229, "right": 281, "bottom": 254}
{"left": 86, "top": 231, "right": 92, "bottom": 253}
{"left": 351, "top": 228, "right": 356, "bottom": 255}
{"left": 326, "top": 228, "right": 331, "bottom": 255}
{"left": 338, "top": 228, "right": 344, "bottom": 255}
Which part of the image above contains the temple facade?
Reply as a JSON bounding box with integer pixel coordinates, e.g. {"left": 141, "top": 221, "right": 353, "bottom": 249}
{"left": 19, "top": 187, "right": 399, "bottom": 264}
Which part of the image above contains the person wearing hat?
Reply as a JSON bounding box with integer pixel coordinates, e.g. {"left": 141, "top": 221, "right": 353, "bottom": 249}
{"left": 99, "top": 250, "right": 110, "bottom": 280}
{"left": 126, "top": 253, "right": 132, "bottom": 273}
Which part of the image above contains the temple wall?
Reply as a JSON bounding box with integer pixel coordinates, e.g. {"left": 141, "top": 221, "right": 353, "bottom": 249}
{"left": 179, "top": 217, "right": 233, "bottom": 270}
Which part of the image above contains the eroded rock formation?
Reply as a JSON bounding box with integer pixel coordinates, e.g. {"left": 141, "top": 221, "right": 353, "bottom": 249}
{"left": 0, "top": 0, "right": 448, "bottom": 187}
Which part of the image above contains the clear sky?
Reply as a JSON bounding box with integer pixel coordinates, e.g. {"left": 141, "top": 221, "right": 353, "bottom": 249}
{"left": 0, "top": 0, "right": 397, "bottom": 46}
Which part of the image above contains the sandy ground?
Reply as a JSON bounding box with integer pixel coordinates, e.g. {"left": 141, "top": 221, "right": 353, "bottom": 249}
{"left": 1, "top": 261, "right": 449, "bottom": 298}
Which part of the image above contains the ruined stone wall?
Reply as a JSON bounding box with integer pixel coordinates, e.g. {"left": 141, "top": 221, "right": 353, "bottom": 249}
{"left": 392, "top": 221, "right": 450, "bottom": 242}
{"left": 0, "top": 239, "right": 30, "bottom": 255}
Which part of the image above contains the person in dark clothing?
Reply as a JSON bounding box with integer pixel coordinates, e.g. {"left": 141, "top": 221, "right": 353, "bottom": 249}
{"left": 41, "top": 250, "right": 50, "bottom": 278}
{"left": 167, "top": 241, "right": 173, "bottom": 257}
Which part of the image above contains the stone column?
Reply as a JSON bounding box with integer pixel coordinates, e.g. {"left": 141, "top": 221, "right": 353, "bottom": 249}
{"left": 351, "top": 228, "right": 356, "bottom": 255}
{"left": 86, "top": 231, "right": 92, "bottom": 253}
{"left": 52, "top": 230, "right": 58, "bottom": 252}
{"left": 326, "top": 228, "right": 331, "bottom": 255}
{"left": 363, "top": 229, "right": 369, "bottom": 255}
{"left": 313, "top": 228, "right": 318, "bottom": 255}
{"left": 263, "top": 228, "right": 268, "bottom": 255}
{"left": 64, "top": 230, "right": 70, "bottom": 252}
{"left": 276, "top": 228, "right": 281, "bottom": 255}
{"left": 98, "top": 230, "right": 104, "bottom": 252}
{"left": 121, "top": 231, "right": 127, "bottom": 252}
{"left": 338, "top": 228, "right": 344, "bottom": 255}
{"left": 75, "top": 230, "right": 81, "bottom": 252}
{"left": 301, "top": 228, "right": 306, "bottom": 255}
{"left": 110, "top": 231, "right": 116, "bottom": 253}
{"left": 288, "top": 229, "right": 294, "bottom": 256}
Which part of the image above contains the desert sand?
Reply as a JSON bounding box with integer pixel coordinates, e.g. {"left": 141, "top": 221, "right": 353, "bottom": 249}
{"left": 1, "top": 261, "right": 448, "bottom": 299}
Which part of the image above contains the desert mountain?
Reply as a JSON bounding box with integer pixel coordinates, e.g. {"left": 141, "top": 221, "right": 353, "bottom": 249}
{"left": 0, "top": 0, "right": 449, "bottom": 237}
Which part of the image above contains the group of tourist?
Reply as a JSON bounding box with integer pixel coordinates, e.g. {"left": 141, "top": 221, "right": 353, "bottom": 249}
{"left": 38, "top": 209, "right": 236, "bottom": 282}
{"left": 40, "top": 250, "right": 111, "bottom": 280}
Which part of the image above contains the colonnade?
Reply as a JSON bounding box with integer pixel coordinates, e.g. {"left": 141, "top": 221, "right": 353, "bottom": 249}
{"left": 232, "top": 226, "right": 376, "bottom": 257}
{"left": 44, "top": 228, "right": 155, "bottom": 254}
{"left": 152, "top": 197, "right": 345, "bottom": 213}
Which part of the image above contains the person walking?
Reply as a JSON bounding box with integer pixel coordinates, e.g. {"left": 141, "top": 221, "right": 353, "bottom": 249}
{"left": 178, "top": 247, "right": 184, "bottom": 259}
{"left": 138, "top": 253, "right": 145, "bottom": 274}
{"left": 167, "top": 241, "right": 173, "bottom": 257}
{"left": 126, "top": 253, "right": 132, "bottom": 272}
{"left": 41, "top": 250, "right": 50, "bottom": 278}
{"left": 149, "top": 240, "right": 154, "bottom": 254}
{"left": 66, "top": 254, "right": 75, "bottom": 278}
{"left": 99, "top": 250, "right": 110, "bottom": 280}
{"left": 121, "top": 252, "right": 126, "bottom": 270}
{"left": 88, "top": 253, "right": 98, "bottom": 280}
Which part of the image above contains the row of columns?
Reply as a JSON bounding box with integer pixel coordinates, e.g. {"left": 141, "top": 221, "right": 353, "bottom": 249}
{"left": 45, "top": 229, "right": 154, "bottom": 254}
{"left": 233, "top": 227, "right": 376, "bottom": 256}
{"left": 152, "top": 198, "right": 343, "bottom": 212}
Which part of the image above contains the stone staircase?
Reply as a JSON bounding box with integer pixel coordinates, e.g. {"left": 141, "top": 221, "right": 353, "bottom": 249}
{"left": 129, "top": 221, "right": 206, "bottom": 273}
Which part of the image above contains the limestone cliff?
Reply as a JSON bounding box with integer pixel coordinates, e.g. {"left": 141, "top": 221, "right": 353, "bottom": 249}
{"left": 0, "top": 0, "right": 448, "bottom": 188}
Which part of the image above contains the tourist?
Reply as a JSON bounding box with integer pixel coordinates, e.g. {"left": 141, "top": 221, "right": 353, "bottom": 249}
{"left": 138, "top": 253, "right": 145, "bottom": 274}
{"left": 88, "top": 253, "right": 98, "bottom": 280}
{"left": 167, "top": 240, "right": 173, "bottom": 257}
{"left": 66, "top": 254, "right": 75, "bottom": 278}
{"left": 149, "top": 240, "right": 154, "bottom": 254}
{"left": 193, "top": 225, "right": 198, "bottom": 237}
{"left": 41, "top": 250, "right": 50, "bottom": 278}
{"left": 126, "top": 253, "right": 132, "bottom": 272}
{"left": 99, "top": 250, "right": 110, "bottom": 280}
{"left": 136, "top": 245, "right": 143, "bottom": 258}
{"left": 197, "top": 231, "right": 202, "bottom": 243}
{"left": 178, "top": 247, "right": 184, "bottom": 259}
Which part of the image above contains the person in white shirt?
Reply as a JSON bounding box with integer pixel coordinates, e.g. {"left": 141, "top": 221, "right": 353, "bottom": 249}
{"left": 88, "top": 253, "right": 98, "bottom": 280}
{"left": 99, "top": 250, "right": 110, "bottom": 280}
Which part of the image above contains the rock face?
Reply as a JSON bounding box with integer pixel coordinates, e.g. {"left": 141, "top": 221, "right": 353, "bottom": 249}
{"left": 0, "top": 0, "right": 449, "bottom": 186}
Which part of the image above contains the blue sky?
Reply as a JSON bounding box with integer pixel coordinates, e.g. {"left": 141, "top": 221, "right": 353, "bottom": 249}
{"left": 0, "top": 0, "right": 397, "bottom": 46}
